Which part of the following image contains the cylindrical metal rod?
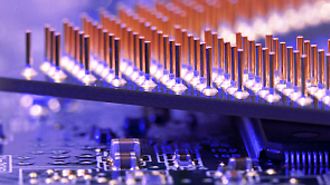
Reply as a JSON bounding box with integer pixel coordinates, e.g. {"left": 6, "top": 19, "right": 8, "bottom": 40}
{"left": 269, "top": 52, "right": 275, "bottom": 89}
{"left": 256, "top": 43, "right": 262, "bottom": 77}
{"left": 206, "top": 47, "right": 212, "bottom": 87}
{"left": 114, "top": 38, "right": 120, "bottom": 76}
{"left": 103, "top": 30, "right": 108, "bottom": 62}
{"left": 55, "top": 33, "right": 61, "bottom": 67}
{"left": 200, "top": 42, "right": 206, "bottom": 77}
{"left": 163, "top": 35, "right": 169, "bottom": 70}
{"left": 145, "top": 41, "right": 151, "bottom": 75}
{"left": 225, "top": 42, "right": 231, "bottom": 74}
{"left": 218, "top": 38, "right": 224, "bottom": 69}
{"left": 133, "top": 32, "right": 138, "bottom": 67}
{"left": 293, "top": 50, "right": 300, "bottom": 86}
{"left": 301, "top": 54, "right": 307, "bottom": 96}
{"left": 169, "top": 39, "right": 174, "bottom": 74}
{"left": 139, "top": 37, "right": 145, "bottom": 72}
{"left": 249, "top": 40, "right": 256, "bottom": 74}
{"left": 44, "top": 26, "right": 49, "bottom": 61}
{"left": 280, "top": 42, "right": 286, "bottom": 79}
{"left": 326, "top": 53, "right": 330, "bottom": 89}
{"left": 262, "top": 48, "right": 269, "bottom": 87}
{"left": 318, "top": 49, "right": 324, "bottom": 85}
{"left": 84, "top": 35, "right": 90, "bottom": 72}
{"left": 26, "top": 31, "right": 31, "bottom": 66}
{"left": 175, "top": 44, "right": 181, "bottom": 78}
{"left": 79, "top": 31, "right": 84, "bottom": 65}
{"left": 296, "top": 36, "right": 304, "bottom": 53}
{"left": 50, "top": 30, "right": 55, "bottom": 64}
{"left": 231, "top": 46, "right": 237, "bottom": 82}
{"left": 108, "top": 34, "right": 114, "bottom": 68}
{"left": 311, "top": 45, "right": 318, "bottom": 84}
{"left": 194, "top": 38, "right": 199, "bottom": 71}
{"left": 287, "top": 47, "right": 293, "bottom": 83}
{"left": 237, "top": 49, "right": 244, "bottom": 91}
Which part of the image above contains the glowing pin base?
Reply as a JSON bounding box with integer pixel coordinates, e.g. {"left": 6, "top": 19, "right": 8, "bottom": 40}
{"left": 100, "top": 68, "right": 110, "bottom": 79}
{"left": 214, "top": 71, "right": 225, "bottom": 87}
{"left": 184, "top": 68, "right": 195, "bottom": 83}
{"left": 60, "top": 56, "right": 70, "bottom": 68}
{"left": 160, "top": 71, "right": 170, "bottom": 85}
{"left": 47, "top": 65, "right": 57, "bottom": 78}
{"left": 282, "top": 87, "right": 294, "bottom": 97}
{"left": 314, "top": 88, "right": 326, "bottom": 100}
{"left": 233, "top": 89, "right": 250, "bottom": 100}
{"left": 226, "top": 82, "right": 237, "bottom": 95}
{"left": 308, "top": 85, "right": 320, "bottom": 96}
{"left": 202, "top": 86, "right": 218, "bottom": 96}
{"left": 82, "top": 72, "right": 97, "bottom": 86}
{"left": 90, "top": 58, "right": 99, "bottom": 71}
{"left": 322, "top": 94, "right": 330, "bottom": 106}
{"left": 65, "top": 59, "right": 76, "bottom": 71}
{"left": 258, "top": 88, "right": 270, "bottom": 99}
{"left": 196, "top": 77, "right": 207, "bottom": 92}
{"left": 51, "top": 69, "right": 67, "bottom": 83}
{"left": 124, "top": 64, "right": 134, "bottom": 77}
{"left": 275, "top": 80, "right": 287, "bottom": 92}
{"left": 130, "top": 69, "right": 140, "bottom": 82}
{"left": 104, "top": 70, "right": 115, "bottom": 83}
{"left": 264, "top": 91, "right": 281, "bottom": 103}
{"left": 141, "top": 75, "right": 157, "bottom": 92}
{"left": 111, "top": 76, "right": 127, "bottom": 88}
{"left": 244, "top": 78, "right": 255, "bottom": 89}
{"left": 135, "top": 72, "right": 146, "bottom": 86}
{"left": 94, "top": 62, "right": 106, "bottom": 75}
{"left": 165, "top": 74, "right": 176, "bottom": 89}
{"left": 150, "top": 63, "right": 159, "bottom": 76}
{"left": 72, "top": 64, "right": 83, "bottom": 77}
{"left": 21, "top": 66, "right": 38, "bottom": 80}
{"left": 296, "top": 96, "right": 313, "bottom": 106}
{"left": 171, "top": 78, "right": 187, "bottom": 95}
{"left": 40, "top": 62, "right": 52, "bottom": 73}
{"left": 154, "top": 68, "right": 164, "bottom": 80}
{"left": 190, "top": 71, "right": 201, "bottom": 87}
{"left": 290, "top": 90, "right": 302, "bottom": 101}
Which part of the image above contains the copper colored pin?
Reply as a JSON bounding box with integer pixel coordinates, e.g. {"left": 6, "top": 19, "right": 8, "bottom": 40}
{"left": 163, "top": 35, "right": 169, "bottom": 70}
{"left": 249, "top": 40, "right": 256, "bottom": 74}
{"left": 296, "top": 36, "right": 304, "bottom": 53}
{"left": 236, "top": 32, "right": 242, "bottom": 49}
{"left": 311, "top": 45, "right": 318, "bottom": 84}
{"left": 256, "top": 43, "right": 262, "bottom": 77}
{"left": 193, "top": 38, "right": 200, "bottom": 71}
{"left": 169, "top": 39, "right": 175, "bottom": 74}
{"left": 212, "top": 32, "right": 218, "bottom": 68}
{"left": 218, "top": 38, "right": 225, "bottom": 69}
{"left": 326, "top": 53, "right": 330, "bottom": 89}
{"left": 265, "top": 34, "right": 273, "bottom": 51}
{"left": 44, "top": 26, "right": 49, "bottom": 61}
{"left": 242, "top": 36, "right": 249, "bottom": 71}
{"left": 287, "top": 47, "right": 293, "bottom": 83}
{"left": 139, "top": 37, "right": 145, "bottom": 72}
{"left": 269, "top": 52, "right": 275, "bottom": 89}
{"left": 318, "top": 49, "right": 324, "bottom": 85}
{"left": 74, "top": 28, "right": 79, "bottom": 61}
{"left": 293, "top": 50, "right": 300, "bottom": 87}
{"left": 114, "top": 38, "right": 121, "bottom": 77}
{"left": 188, "top": 34, "right": 194, "bottom": 66}
{"left": 157, "top": 31, "right": 163, "bottom": 63}
{"left": 303, "top": 40, "right": 311, "bottom": 81}
{"left": 273, "top": 38, "right": 279, "bottom": 73}
{"left": 26, "top": 31, "right": 31, "bottom": 66}
{"left": 280, "top": 42, "right": 286, "bottom": 79}
{"left": 79, "top": 31, "right": 84, "bottom": 65}
{"left": 262, "top": 48, "right": 269, "bottom": 87}
{"left": 328, "top": 39, "right": 330, "bottom": 53}
{"left": 175, "top": 44, "right": 182, "bottom": 78}
{"left": 49, "top": 29, "right": 55, "bottom": 64}
{"left": 108, "top": 33, "right": 114, "bottom": 69}
{"left": 145, "top": 41, "right": 151, "bottom": 75}
{"left": 301, "top": 54, "right": 308, "bottom": 96}
{"left": 225, "top": 42, "right": 231, "bottom": 74}
{"left": 231, "top": 46, "right": 237, "bottom": 82}
{"left": 84, "top": 35, "right": 90, "bottom": 71}
{"left": 206, "top": 47, "right": 213, "bottom": 87}
{"left": 133, "top": 32, "right": 139, "bottom": 68}
{"left": 237, "top": 49, "right": 244, "bottom": 91}
{"left": 200, "top": 42, "right": 206, "bottom": 77}
{"left": 55, "top": 33, "right": 61, "bottom": 67}
{"left": 103, "top": 30, "right": 108, "bottom": 62}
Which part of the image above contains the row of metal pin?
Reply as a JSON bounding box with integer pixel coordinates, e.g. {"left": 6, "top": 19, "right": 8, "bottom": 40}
{"left": 22, "top": 1, "right": 330, "bottom": 106}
